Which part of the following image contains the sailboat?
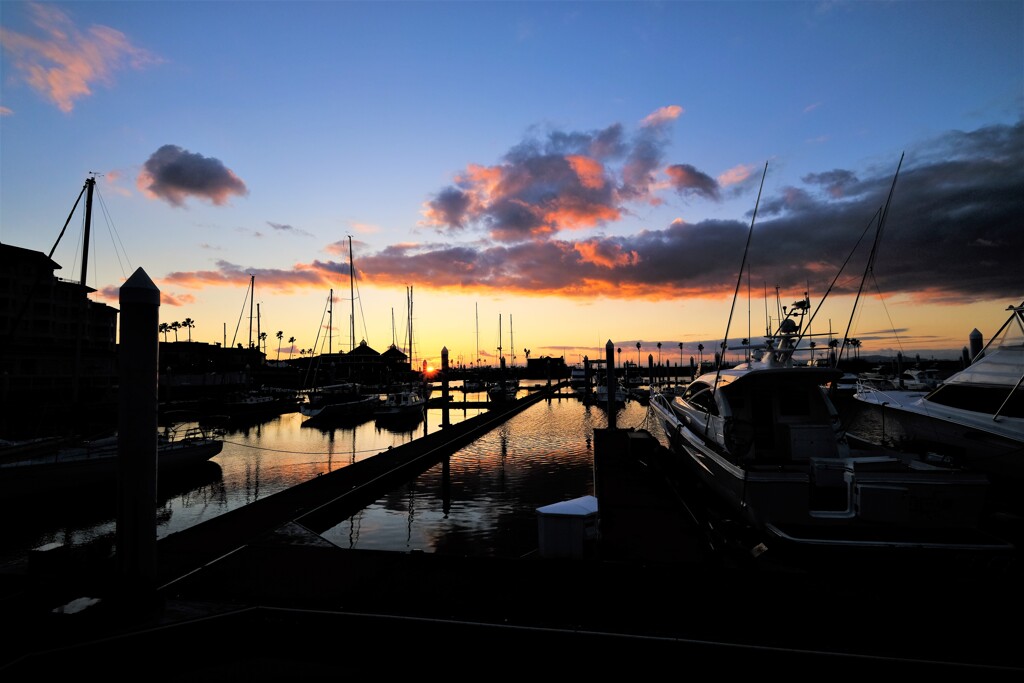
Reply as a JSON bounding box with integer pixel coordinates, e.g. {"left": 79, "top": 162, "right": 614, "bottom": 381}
{"left": 300, "top": 238, "right": 381, "bottom": 422}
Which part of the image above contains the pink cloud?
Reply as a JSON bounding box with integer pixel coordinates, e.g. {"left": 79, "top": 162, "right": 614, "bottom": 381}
{"left": 0, "top": 2, "right": 162, "bottom": 113}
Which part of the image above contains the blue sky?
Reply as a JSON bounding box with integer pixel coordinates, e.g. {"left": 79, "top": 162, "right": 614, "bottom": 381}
{"left": 2, "top": 1, "right": 1022, "bottom": 368}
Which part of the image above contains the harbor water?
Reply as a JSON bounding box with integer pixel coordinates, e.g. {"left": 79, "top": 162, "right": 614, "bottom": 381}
{"left": 0, "top": 384, "right": 657, "bottom": 571}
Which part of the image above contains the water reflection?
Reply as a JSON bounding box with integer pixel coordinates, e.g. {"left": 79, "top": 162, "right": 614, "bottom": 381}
{"left": 0, "top": 391, "right": 652, "bottom": 569}
{"left": 320, "top": 397, "right": 651, "bottom": 558}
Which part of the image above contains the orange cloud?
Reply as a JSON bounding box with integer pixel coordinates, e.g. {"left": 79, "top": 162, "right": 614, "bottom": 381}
{"left": 641, "top": 105, "right": 684, "bottom": 127}
{"left": 542, "top": 201, "right": 621, "bottom": 231}
{"left": 718, "top": 164, "right": 754, "bottom": 187}
{"left": 574, "top": 240, "right": 639, "bottom": 269}
{"left": 566, "top": 155, "right": 606, "bottom": 190}
{"left": 0, "top": 2, "right": 161, "bottom": 113}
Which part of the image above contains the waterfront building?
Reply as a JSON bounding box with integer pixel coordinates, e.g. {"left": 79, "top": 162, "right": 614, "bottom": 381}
{"left": 0, "top": 243, "right": 118, "bottom": 439}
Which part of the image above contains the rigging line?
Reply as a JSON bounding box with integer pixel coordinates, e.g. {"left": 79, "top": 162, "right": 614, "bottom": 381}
{"left": 840, "top": 152, "right": 904, "bottom": 366}
{"left": 220, "top": 439, "right": 387, "bottom": 456}
{"left": 230, "top": 276, "right": 252, "bottom": 348}
{"left": 49, "top": 181, "right": 88, "bottom": 258}
{"left": 717, "top": 160, "right": 768, "bottom": 378}
{"left": 868, "top": 271, "right": 905, "bottom": 357}
{"left": 796, "top": 204, "right": 882, "bottom": 351}
{"left": 303, "top": 291, "right": 332, "bottom": 388}
{"left": 95, "top": 184, "right": 132, "bottom": 280}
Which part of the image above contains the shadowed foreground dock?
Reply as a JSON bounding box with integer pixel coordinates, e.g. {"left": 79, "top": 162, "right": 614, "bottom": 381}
{"left": 2, "top": 389, "right": 1022, "bottom": 677}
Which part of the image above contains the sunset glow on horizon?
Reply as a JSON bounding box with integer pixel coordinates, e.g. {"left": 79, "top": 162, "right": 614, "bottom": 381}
{"left": 2, "top": 1, "right": 1021, "bottom": 368}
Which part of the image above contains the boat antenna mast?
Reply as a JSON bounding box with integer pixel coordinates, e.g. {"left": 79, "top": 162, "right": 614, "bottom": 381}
{"left": 716, "top": 161, "right": 767, "bottom": 381}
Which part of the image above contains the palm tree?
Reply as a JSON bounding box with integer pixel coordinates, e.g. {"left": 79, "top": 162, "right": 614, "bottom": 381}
{"left": 288, "top": 337, "right": 296, "bottom": 360}
{"left": 181, "top": 317, "right": 195, "bottom": 342}
{"left": 809, "top": 340, "right": 817, "bottom": 363}
{"left": 636, "top": 341, "right": 641, "bottom": 371}
{"left": 159, "top": 322, "right": 169, "bottom": 342}
{"left": 851, "top": 338, "right": 862, "bottom": 360}
{"left": 656, "top": 341, "right": 662, "bottom": 367}
{"left": 276, "top": 330, "right": 284, "bottom": 360}
{"left": 697, "top": 343, "right": 704, "bottom": 369}
{"left": 170, "top": 321, "right": 181, "bottom": 342}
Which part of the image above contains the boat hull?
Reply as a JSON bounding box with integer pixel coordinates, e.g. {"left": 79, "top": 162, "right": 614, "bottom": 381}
{"left": 849, "top": 386, "right": 1024, "bottom": 481}
{"left": 649, "top": 389, "right": 999, "bottom": 550}
{"left": 0, "top": 432, "right": 222, "bottom": 496}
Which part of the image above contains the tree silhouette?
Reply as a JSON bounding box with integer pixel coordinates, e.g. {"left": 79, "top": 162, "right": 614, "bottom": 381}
{"left": 159, "top": 322, "right": 169, "bottom": 342}
{"left": 697, "top": 343, "right": 704, "bottom": 369}
{"left": 288, "top": 337, "right": 296, "bottom": 360}
{"left": 636, "top": 341, "right": 641, "bottom": 370}
{"left": 276, "top": 330, "right": 284, "bottom": 360}
{"left": 170, "top": 321, "right": 181, "bottom": 342}
{"left": 259, "top": 331, "right": 268, "bottom": 354}
{"left": 657, "top": 341, "right": 662, "bottom": 367}
{"left": 181, "top": 318, "right": 195, "bottom": 342}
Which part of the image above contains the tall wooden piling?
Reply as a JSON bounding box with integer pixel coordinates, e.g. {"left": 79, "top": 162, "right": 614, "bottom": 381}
{"left": 441, "top": 346, "right": 450, "bottom": 427}
{"left": 605, "top": 340, "right": 616, "bottom": 428}
{"left": 117, "top": 268, "right": 160, "bottom": 600}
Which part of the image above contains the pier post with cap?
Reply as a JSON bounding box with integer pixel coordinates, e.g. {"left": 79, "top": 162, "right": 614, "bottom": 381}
{"left": 441, "top": 346, "right": 450, "bottom": 427}
{"left": 605, "top": 340, "right": 616, "bottom": 428}
{"left": 117, "top": 267, "right": 160, "bottom": 607}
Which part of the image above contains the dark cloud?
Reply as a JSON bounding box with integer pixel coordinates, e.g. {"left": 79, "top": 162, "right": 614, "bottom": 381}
{"left": 160, "top": 120, "right": 1022, "bottom": 308}
{"left": 666, "top": 164, "right": 720, "bottom": 200}
{"left": 422, "top": 110, "right": 681, "bottom": 242}
{"left": 267, "top": 221, "right": 313, "bottom": 237}
{"left": 137, "top": 145, "right": 248, "bottom": 207}
{"left": 802, "top": 169, "right": 859, "bottom": 198}
{"left": 399, "top": 120, "right": 1024, "bottom": 302}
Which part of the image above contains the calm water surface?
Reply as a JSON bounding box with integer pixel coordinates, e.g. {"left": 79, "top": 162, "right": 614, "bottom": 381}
{"left": 0, "top": 386, "right": 657, "bottom": 569}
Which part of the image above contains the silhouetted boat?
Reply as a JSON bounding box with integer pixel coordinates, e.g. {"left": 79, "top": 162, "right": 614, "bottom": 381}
{"left": 0, "top": 423, "right": 223, "bottom": 495}
{"left": 850, "top": 300, "right": 1024, "bottom": 482}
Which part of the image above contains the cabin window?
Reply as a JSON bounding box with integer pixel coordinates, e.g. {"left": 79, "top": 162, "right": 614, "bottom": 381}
{"left": 927, "top": 385, "right": 1024, "bottom": 419}
{"left": 687, "top": 387, "right": 719, "bottom": 416}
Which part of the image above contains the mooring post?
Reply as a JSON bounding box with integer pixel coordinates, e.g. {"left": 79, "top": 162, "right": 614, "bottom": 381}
{"left": 117, "top": 268, "right": 160, "bottom": 607}
{"left": 441, "top": 346, "right": 450, "bottom": 427}
{"left": 605, "top": 340, "right": 616, "bottom": 428}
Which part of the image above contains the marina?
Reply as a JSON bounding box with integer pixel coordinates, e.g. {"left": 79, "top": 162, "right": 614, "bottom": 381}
{"left": 2, "top": 378, "right": 1023, "bottom": 674}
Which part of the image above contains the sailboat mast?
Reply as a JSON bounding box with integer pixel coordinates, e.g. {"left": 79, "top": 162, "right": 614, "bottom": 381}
{"left": 328, "top": 288, "right": 333, "bottom": 355}
{"left": 80, "top": 176, "right": 95, "bottom": 287}
{"left": 406, "top": 286, "right": 414, "bottom": 370}
{"left": 248, "top": 274, "right": 255, "bottom": 349}
{"left": 475, "top": 302, "right": 480, "bottom": 368}
{"left": 510, "top": 315, "right": 514, "bottom": 368}
{"left": 348, "top": 235, "right": 355, "bottom": 352}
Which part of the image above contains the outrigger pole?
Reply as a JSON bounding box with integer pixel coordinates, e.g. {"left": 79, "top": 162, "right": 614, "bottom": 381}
{"left": 717, "top": 161, "right": 768, "bottom": 376}
{"left": 838, "top": 153, "right": 904, "bottom": 366}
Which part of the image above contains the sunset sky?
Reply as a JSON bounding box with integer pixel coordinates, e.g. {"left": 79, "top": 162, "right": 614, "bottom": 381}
{"left": 2, "top": 1, "right": 1021, "bottom": 370}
